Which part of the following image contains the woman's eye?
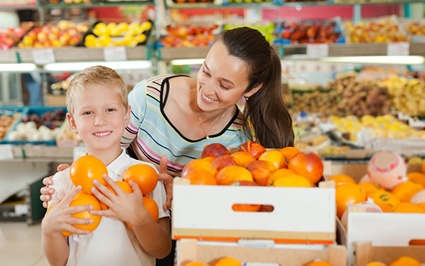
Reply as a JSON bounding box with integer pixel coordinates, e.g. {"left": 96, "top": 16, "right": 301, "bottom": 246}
{"left": 203, "top": 70, "right": 210, "bottom": 76}
{"left": 220, "top": 84, "right": 229, "bottom": 90}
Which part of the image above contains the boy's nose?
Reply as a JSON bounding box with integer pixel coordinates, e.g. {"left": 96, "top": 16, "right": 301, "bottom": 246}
{"left": 94, "top": 114, "right": 107, "bottom": 126}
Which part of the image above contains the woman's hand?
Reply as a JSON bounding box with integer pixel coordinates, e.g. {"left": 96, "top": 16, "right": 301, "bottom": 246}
{"left": 90, "top": 174, "right": 149, "bottom": 226}
{"left": 158, "top": 155, "right": 173, "bottom": 211}
{"left": 42, "top": 185, "right": 93, "bottom": 236}
{"left": 40, "top": 164, "right": 70, "bottom": 208}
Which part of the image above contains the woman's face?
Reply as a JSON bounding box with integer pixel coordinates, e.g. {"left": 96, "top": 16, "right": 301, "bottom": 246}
{"left": 196, "top": 41, "right": 257, "bottom": 113}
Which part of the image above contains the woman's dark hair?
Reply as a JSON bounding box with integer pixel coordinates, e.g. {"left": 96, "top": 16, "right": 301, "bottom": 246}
{"left": 214, "top": 27, "right": 294, "bottom": 148}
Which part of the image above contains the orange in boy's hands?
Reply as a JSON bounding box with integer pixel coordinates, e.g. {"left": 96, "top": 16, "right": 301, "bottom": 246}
{"left": 64, "top": 192, "right": 102, "bottom": 236}
{"left": 127, "top": 196, "right": 159, "bottom": 229}
{"left": 100, "top": 181, "right": 133, "bottom": 210}
{"left": 69, "top": 155, "right": 108, "bottom": 195}
{"left": 122, "top": 164, "right": 158, "bottom": 195}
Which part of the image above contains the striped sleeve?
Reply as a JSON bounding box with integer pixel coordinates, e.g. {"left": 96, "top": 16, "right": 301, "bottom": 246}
{"left": 121, "top": 80, "right": 148, "bottom": 148}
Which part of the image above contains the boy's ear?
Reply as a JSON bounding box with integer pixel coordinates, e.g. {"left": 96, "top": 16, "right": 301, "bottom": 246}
{"left": 67, "top": 113, "right": 79, "bottom": 134}
{"left": 124, "top": 105, "right": 131, "bottom": 127}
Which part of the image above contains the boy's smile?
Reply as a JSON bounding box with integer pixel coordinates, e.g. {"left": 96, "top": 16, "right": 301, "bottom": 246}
{"left": 67, "top": 84, "right": 130, "bottom": 165}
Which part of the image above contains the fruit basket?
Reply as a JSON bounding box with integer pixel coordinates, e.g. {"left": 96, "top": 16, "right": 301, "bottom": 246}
{"left": 355, "top": 241, "right": 425, "bottom": 266}
{"left": 172, "top": 178, "right": 336, "bottom": 245}
{"left": 0, "top": 24, "right": 32, "bottom": 50}
{"left": 159, "top": 24, "right": 218, "bottom": 48}
{"left": 5, "top": 106, "right": 67, "bottom": 146}
{"left": 400, "top": 18, "right": 425, "bottom": 43}
{"left": 273, "top": 18, "right": 347, "bottom": 45}
{"left": 176, "top": 239, "right": 347, "bottom": 266}
{"left": 80, "top": 20, "right": 153, "bottom": 48}
{"left": 0, "top": 107, "right": 25, "bottom": 144}
{"left": 344, "top": 15, "right": 410, "bottom": 43}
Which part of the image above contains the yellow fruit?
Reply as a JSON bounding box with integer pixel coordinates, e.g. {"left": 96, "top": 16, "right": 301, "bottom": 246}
{"left": 369, "top": 190, "right": 401, "bottom": 212}
{"left": 389, "top": 256, "right": 421, "bottom": 266}
{"left": 272, "top": 174, "right": 313, "bottom": 188}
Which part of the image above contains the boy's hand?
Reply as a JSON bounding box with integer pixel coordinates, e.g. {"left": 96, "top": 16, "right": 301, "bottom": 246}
{"left": 158, "top": 155, "right": 173, "bottom": 211}
{"left": 90, "top": 174, "right": 150, "bottom": 227}
{"left": 42, "top": 185, "right": 93, "bottom": 236}
{"left": 40, "top": 164, "right": 70, "bottom": 208}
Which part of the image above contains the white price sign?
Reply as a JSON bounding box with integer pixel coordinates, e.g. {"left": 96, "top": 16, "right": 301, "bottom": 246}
{"left": 306, "top": 44, "right": 329, "bottom": 59}
{"left": 0, "top": 144, "right": 14, "bottom": 160}
{"left": 387, "top": 42, "right": 410, "bottom": 56}
{"left": 103, "top": 46, "right": 127, "bottom": 61}
{"left": 31, "top": 48, "right": 55, "bottom": 65}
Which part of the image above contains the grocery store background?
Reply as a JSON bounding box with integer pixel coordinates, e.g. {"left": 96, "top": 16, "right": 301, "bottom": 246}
{"left": 1, "top": 0, "right": 425, "bottom": 265}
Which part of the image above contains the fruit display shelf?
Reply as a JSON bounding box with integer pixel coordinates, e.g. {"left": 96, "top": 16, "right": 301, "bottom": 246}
{"left": 36, "top": 0, "right": 155, "bottom": 8}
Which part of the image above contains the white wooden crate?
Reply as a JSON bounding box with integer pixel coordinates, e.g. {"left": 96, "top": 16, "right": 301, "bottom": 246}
{"left": 172, "top": 179, "right": 336, "bottom": 244}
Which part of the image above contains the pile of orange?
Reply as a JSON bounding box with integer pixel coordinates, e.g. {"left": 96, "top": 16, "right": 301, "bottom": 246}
{"left": 366, "top": 256, "right": 422, "bottom": 266}
{"left": 47, "top": 155, "right": 160, "bottom": 236}
{"left": 181, "top": 141, "right": 325, "bottom": 212}
{"left": 185, "top": 258, "right": 334, "bottom": 266}
{"left": 329, "top": 167, "right": 425, "bottom": 219}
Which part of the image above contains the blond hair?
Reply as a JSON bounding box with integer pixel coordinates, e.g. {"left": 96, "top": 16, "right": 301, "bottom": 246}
{"left": 66, "top": 65, "right": 128, "bottom": 118}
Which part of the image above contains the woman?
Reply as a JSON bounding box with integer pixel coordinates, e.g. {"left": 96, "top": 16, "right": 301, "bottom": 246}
{"left": 40, "top": 26, "right": 294, "bottom": 264}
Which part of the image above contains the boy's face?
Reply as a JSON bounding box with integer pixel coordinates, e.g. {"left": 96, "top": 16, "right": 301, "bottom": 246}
{"left": 67, "top": 85, "right": 130, "bottom": 155}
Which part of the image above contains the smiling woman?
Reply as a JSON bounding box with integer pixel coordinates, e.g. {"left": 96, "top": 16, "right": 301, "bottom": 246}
{"left": 40, "top": 27, "right": 294, "bottom": 266}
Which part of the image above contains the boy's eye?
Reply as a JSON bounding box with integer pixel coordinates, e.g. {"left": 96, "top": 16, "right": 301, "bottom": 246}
{"left": 107, "top": 108, "right": 116, "bottom": 112}
{"left": 83, "top": 111, "right": 92, "bottom": 115}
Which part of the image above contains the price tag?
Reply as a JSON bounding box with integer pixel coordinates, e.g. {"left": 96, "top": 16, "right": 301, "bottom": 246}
{"left": 387, "top": 42, "right": 410, "bottom": 56}
{"left": 0, "top": 144, "right": 14, "bottom": 160}
{"left": 103, "top": 46, "right": 127, "bottom": 61}
{"left": 306, "top": 44, "right": 329, "bottom": 59}
{"left": 31, "top": 48, "right": 55, "bottom": 65}
{"left": 73, "top": 145, "right": 87, "bottom": 161}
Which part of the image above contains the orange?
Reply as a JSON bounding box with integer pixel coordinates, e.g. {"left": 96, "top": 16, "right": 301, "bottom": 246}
{"left": 392, "top": 202, "right": 425, "bottom": 213}
{"left": 63, "top": 191, "right": 102, "bottom": 236}
{"left": 389, "top": 256, "right": 421, "bottom": 266}
{"left": 358, "top": 182, "right": 384, "bottom": 197}
{"left": 307, "top": 262, "right": 333, "bottom": 266}
{"left": 410, "top": 239, "right": 425, "bottom": 245}
{"left": 239, "top": 141, "right": 266, "bottom": 160}
{"left": 101, "top": 181, "right": 133, "bottom": 210}
{"left": 279, "top": 146, "right": 301, "bottom": 164}
{"left": 288, "top": 152, "right": 324, "bottom": 184}
{"left": 335, "top": 183, "right": 366, "bottom": 218}
{"left": 231, "top": 152, "right": 256, "bottom": 168}
{"left": 232, "top": 203, "right": 261, "bottom": 212}
{"left": 186, "top": 263, "right": 209, "bottom": 266}
{"left": 213, "top": 257, "right": 242, "bottom": 266}
{"left": 181, "top": 159, "right": 218, "bottom": 178}
{"left": 246, "top": 160, "right": 278, "bottom": 186}
{"left": 407, "top": 172, "right": 425, "bottom": 187}
{"left": 267, "top": 168, "right": 296, "bottom": 186}
{"left": 127, "top": 196, "right": 159, "bottom": 229}
{"left": 183, "top": 169, "right": 217, "bottom": 185}
{"left": 258, "top": 150, "right": 286, "bottom": 169}
{"left": 369, "top": 190, "right": 401, "bottom": 212}
{"left": 203, "top": 156, "right": 216, "bottom": 164}
{"left": 202, "top": 143, "right": 230, "bottom": 158}
{"left": 69, "top": 155, "right": 108, "bottom": 195}
{"left": 328, "top": 174, "right": 357, "bottom": 186}
{"left": 272, "top": 174, "right": 313, "bottom": 188}
{"left": 418, "top": 203, "right": 425, "bottom": 209}
{"left": 216, "top": 166, "right": 253, "bottom": 186}
{"left": 366, "top": 263, "right": 387, "bottom": 266}
{"left": 391, "top": 181, "right": 424, "bottom": 202}
{"left": 122, "top": 164, "right": 158, "bottom": 195}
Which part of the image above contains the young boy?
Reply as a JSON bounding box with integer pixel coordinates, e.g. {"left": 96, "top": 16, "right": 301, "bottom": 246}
{"left": 42, "top": 66, "right": 171, "bottom": 266}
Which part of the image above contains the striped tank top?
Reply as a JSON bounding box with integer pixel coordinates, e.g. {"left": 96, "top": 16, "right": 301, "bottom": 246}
{"left": 121, "top": 74, "right": 250, "bottom": 175}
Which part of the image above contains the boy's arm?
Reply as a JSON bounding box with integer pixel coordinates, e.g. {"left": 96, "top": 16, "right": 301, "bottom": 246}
{"left": 42, "top": 232, "right": 69, "bottom": 266}
{"left": 132, "top": 216, "right": 172, "bottom": 259}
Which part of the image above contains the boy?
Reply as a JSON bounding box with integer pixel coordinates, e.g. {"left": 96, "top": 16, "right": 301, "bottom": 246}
{"left": 42, "top": 66, "right": 171, "bottom": 266}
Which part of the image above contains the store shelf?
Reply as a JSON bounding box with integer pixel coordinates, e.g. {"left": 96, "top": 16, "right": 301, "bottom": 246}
{"left": 0, "top": 2, "right": 38, "bottom": 10}
{"left": 37, "top": 0, "right": 154, "bottom": 9}
{"left": 0, "top": 46, "right": 148, "bottom": 64}
{"left": 165, "top": 0, "right": 424, "bottom": 9}
{"left": 158, "top": 43, "right": 425, "bottom": 61}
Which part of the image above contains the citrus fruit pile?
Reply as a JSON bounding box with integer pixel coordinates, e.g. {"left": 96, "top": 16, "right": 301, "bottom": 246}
{"left": 186, "top": 257, "right": 334, "bottom": 266}
{"left": 366, "top": 256, "right": 422, "bottom": 266}
{"left": 181, "top": 141, "right": 324, "bottom": 212}
{"left": 330, "top": 162, "right": 425, "bottom": 225}
{"left": 49, "top": 155, "right": 160, "bottom": 236}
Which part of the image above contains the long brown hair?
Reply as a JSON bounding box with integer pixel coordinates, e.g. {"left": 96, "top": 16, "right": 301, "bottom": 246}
{"left": 215, "top": 27, "right": 294, "bottom": 148}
